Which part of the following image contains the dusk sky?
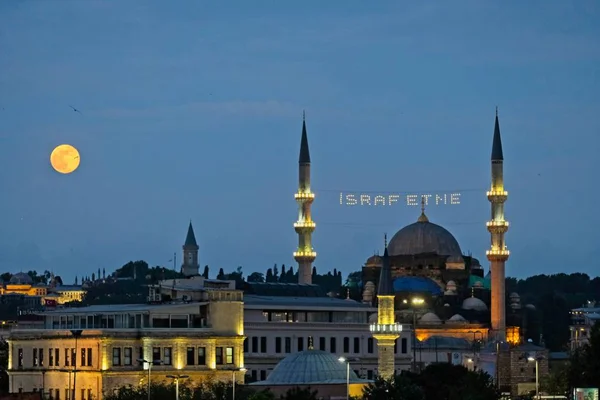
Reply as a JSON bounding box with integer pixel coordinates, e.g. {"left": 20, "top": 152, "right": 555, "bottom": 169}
{"left": 1, "top": 1, "right": 598, "bottom": 282}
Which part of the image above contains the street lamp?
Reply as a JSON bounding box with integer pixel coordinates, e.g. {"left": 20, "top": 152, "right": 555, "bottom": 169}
{"left": 338, "top": 357, "right": 359, "bottom": 400}
{"left": 526, "top": 354, "right": 543, "bottom": 400}
{"left": 232, "top": 367, "right": 247, "bottom": 400}
{"left": 409, "top": 297, "right": 424, "bottom": 373}
{"left": 138, "top": 359, "right": 163, "bottom": 400}
{"left": 166, "top": 375, "right": 189, "bottom": 400}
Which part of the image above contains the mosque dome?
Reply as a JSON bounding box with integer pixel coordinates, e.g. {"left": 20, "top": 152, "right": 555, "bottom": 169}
{"left": 251, "top": 349, "right": 365, "bottom": 385}
{"left": 393, "top": 276, "right": 443, "bottom": 296}
{"left": 388, "top": 212, "right": 462, "bottom": 257}
{"left": 462, "top": 297, "right": 488, "bottom": 312}
{"left": 9, "top": 272, "right": 33, "bottom": 285}
{"left": 448, "top": 314, "right": 467, "bottom": 322}
{"left": 419, "top": 312, "right": 442, "bottom": 324}
{"left": 525, "top": 304, "right": 536, "bottom": 311}
{"left": 366, "top": 255, "right": 383, "bottom": 267}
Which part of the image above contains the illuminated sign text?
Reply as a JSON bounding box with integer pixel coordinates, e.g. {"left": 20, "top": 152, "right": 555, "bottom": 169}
{"left": 339, "top": 192, "right": 461, "bottom": 206}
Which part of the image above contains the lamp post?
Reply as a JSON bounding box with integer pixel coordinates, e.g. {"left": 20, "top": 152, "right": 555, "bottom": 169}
{"left": 409, "top": 297, "right": 424, "bottom": 373}
{"left": 70, "top": 329, "right": 83, "bottom": 400}
{"left": 232, "top": 367, "right": 247, "bottom": 400}
{"left": 527, "top": 355, "right": 542, "bottom": 400}
{"left": 138, "top": 359, "right": 162, "bottom": 400}
{"left": 166, "top": 375, "right": 188, "bottom": 400}
{"left": 338, "top": 357, "right": 350, "bottom": 400}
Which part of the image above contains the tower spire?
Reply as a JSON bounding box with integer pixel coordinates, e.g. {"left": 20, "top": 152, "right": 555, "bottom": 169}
{"left": 417, "top": 195, "right": 429, "bottom": 222}
{"left": 486, "top": 109, "right": 510, "bottom": 341}
{"left": 181, "top": 221, "right": 200, "bottom": 277}
{"left": 294, "top": 114, "right": 316, "bottom": 284}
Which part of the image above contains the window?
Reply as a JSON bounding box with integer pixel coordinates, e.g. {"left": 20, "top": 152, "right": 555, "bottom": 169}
{"left": 87, "top": 348, "right": 92, "bottom": 366}
{"left": 394, "top": 340, "right": 398, "bottom": 353}
{"left": 81, "top": 389, "right": 85, "bottom": 400}
{"left": 275, "top": 337, "right": 281, "bottom": 353}
{"left": 367, "top": 370, "right": 374, "bottom": 379}
{"left": 152, "top": 347, "right": 161, "bottom": 364}
{"left": 401, "top": 338, "right": 408, "bottom": 354}
{"left": 260, "top": 370, "right": 266, "bottom": 380}
{"left": 260, "top": 337, "right": 267, "bottom": 353}
{"left": 343, "top": 337, "right": 350, "bottom": 353}
{"left": 353, "top": 337, "right": 360, "bottom": 353}
{"left": 87, "top": 389, "right": 92, "bottom": 400}
{"left": 33, "top": 348, "right": 38, "bottom": 366}
{"left": 297, "top": 337, "right": 304, "bottom": 352}
{"left": 164, "top": 347, "right": 172, "bottom": 365}
{"left": 284, "top": 337, "right": 291, "bottom": 353}
{"left": 55, "top": 349, "right": 60, "bottom": 366}
{"left": 243, "top": 338, "right": 248, "bottom": 353}
{"left": 81, "top": 348, "right": 86, "bottom": 367}
{"left": 319, "top": 337, "right": 326, "bottom": 351}
{"left": 330, "top": 338, "right": 337, "bottom": 353}
{"left": 49, "top": 348, "right": 54, "bottom": 366}
{"left": 39, "top": 348, "right": 44, "bottom": 366}
{"left": 112, "top": 348, "right": 121, "bottom": 366}
{"left": 215, "top": 347, "right": 223, "bottom": 365}
{"left": 251, "top": 337, "right": 258, "bottom": 353}
{"left": 367, "top": 338, "right": 374, "bottom": 353}
{"left": 18, "top": 348, "right": 23, "bottom": 368}
{"left": 197, "top": 347, "right": 206, "bottom": 365}
{"left": 225, "top": 347, "right": 234, "bottom": 364}
{"left": 187, "top": 347, "right": 195, "bottom": 365}
{"left": 124, "top": 347, "right": 132, "bottom": 366}
{"left": 71, "top": 349, "right": 76, "bottom": 367}
{"left": 65, "top": 349, "right": 70, "bottom": 367}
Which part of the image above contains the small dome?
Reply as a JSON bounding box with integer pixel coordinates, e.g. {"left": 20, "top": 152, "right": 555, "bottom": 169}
{"left": 446, "top": 280, "right": 457, "bottom": 290}
{"left": 462, "top": 297, "right": 488, "bottom": 312}
{"left": 9, "top": 272, "right": 33, "bottom": 285}
{"left": 393, "top": 276, "right": 443, "bottom": 296}
{"left": 365, "top": 281, "right": 375, "bottom": 291}
{"left": 473, "top": 281, "right": 484, "bottom": 288}
{"left": 448, "top": 314, "right": 467, "bottom": 322}
{"left": 251, "top": 349, "right": 364, "bottom": 385}
{"left": 366, "top": 255, "right": 382, "bottom": 266}
{"left": 388, "top": 216, "right": 462, "bottom": 257}
{"left": 525, "top": 304, "right": 536, "bottom": 311}
{"left": 419, "top": 312, "right": 442, "bottom": 324}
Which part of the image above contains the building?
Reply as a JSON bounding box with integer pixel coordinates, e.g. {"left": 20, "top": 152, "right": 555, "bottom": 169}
{"left": 0, "top": 273, "right": 86, "bottom": 309}
{"left": 249, "top": 345, "right": 371, "bottom": 399}
{"left": 569, "top": 301, "right": 600, "bottom": 351}
{"left": 7, "top": 277, "right": 244, "bottom": 398}
{"left": 359, "top": 110, "right": 517, "bottom": 346}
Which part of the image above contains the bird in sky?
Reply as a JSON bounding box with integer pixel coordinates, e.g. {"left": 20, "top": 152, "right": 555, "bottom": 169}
{"left": 69, "top": 105, "right": 82, "bottom": 114}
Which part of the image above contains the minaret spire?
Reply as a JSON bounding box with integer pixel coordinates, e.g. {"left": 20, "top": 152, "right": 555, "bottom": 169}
{"left": 181, "top": 221, "right": 200, "bottom": 277}
{"left": 370, "top": 234, "right": 401, "bottom": 380}
{"left": 486, "top": 109, "right": 510, "bottom": 341}
{"left": 294, "top": 113, "right": 316, "bottom": 284}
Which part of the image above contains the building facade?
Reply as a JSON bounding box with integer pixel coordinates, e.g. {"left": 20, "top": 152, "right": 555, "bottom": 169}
{"left": 569, "top": 301, "right": 600, "bottom": 351}
{"left": 7, "top": 278, "right": 244, "bottom": 399}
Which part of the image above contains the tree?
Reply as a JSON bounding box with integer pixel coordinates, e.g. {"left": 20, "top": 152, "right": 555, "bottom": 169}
{"left": 280, "top": 265, "right": 287, "bottom": 282}
{"left": 248, "top": 272, "right": 265, "bottom": 283}
{"left": 411, "top": 364, "right": 499, "bottom": 400}
{"left": 567, "top": 321, "right": 600, "bottom": 391}
{"left": 363, "top": 376, "right": 423, "bottom": 400}
{"left": 541, "top": 364, "right": 568, "bottom": 397}
{"left": 266, "top": 268, "right": 274, "bottom": 282}
{"left": 202, "top": 265, "right": 209, "bottom": 278}
{"left": 282, "top": 387, "right": 318, "bottom": 400}
{"left": 217, "top": 268, "right": 225, "bottom": 280}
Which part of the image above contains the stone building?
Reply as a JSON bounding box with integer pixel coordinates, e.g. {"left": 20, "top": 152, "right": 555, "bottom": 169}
{"left": 7, "top": 277, "right": 244, "bottom": 399}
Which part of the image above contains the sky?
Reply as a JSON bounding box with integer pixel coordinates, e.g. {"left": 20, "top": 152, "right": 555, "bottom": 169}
{"left": 0, "top": 1, "right": 599, "bottom": 283}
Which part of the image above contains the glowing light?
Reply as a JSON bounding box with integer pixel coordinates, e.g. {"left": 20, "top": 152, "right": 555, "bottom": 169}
{"left": 294, "top": 251, "right": 317, "bottom": 257}
{"left": 339, "top": 192, "right": 461, "bottom": 207}
{"left": 486, "top": 221, "right": 509, "bottom": 227}
{"left": 294, "top": 221, "right": 316, "bottom": 228}
{"left": 369, "top": 323, "right": 403, "bottom": 332}
{"left": 295, "top": 192, "right": 315, "bottom": 199}
{"left": 50, "top": 144, "right": 80, "bottom": 174}
{"left": 411, "top": 298, "right": 425, "bottom": 305}
{"left": 486, "top": 249, "right": 510, "bottom": 256}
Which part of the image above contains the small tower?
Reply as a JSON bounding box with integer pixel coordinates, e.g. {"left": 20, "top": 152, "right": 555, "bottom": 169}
{"left": 486, "top": 108, "right": 510, "bottom": 341}
{"left": 181, "top": 221, "right": 200, "bottom": 277}
{"left": 293, "top": 112, "right": 316, "bottom": 285}
{"left": 370, "top": 235, "right": 402, "bottom": 380}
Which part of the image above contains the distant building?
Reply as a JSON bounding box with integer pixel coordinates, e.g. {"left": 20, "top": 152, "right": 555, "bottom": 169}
{"left": 7, "top": 277, "right": 244, "bottom": 398}
{"left": 569, "top": 301, "right": 599, "bottom": 351}
{"left": 0, "top": 273, "right": 86, "bottom": 310}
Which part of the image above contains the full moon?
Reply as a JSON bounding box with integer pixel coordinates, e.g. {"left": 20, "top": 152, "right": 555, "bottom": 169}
{"left": 50, "top": 144, "right": 81, "bottom": 174}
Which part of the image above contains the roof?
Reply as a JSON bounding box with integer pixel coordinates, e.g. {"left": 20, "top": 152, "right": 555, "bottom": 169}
{"left": 491, "top": 112, "right": 504, "bottom": 161}
{"left": 416, "top": 336, "right": 471, "bottom": 349}
{"left": 184, "top": 222, "right": 198, "bottom": 247}
{"left": 299, "top": 117, "right": 311, "bottom": 164}
{"left": 393, "top": 276, "right": 443, "bottom": 296}
{"left": 244, "top": 282, "right": 326, "bottom": 297}
{"left": 249, "top": 349, "right": 370, "bottom": 385}
{"left": 244, "top": 294, "right": 375, "bottom": 311}
{"left": 388, "top": 215, "right": 462, "bottom": 257}
{"left": 39, "top": 302, "right": 204, "bottom": 315}
{"left": 51, "top": 285, "right": 84, "bottom": 292}
{"left": 469, "top": 274, "right": 491, "bottom": 290}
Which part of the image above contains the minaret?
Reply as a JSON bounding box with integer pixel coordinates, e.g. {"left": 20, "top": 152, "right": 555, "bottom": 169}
{"left": 370, "top": 235, "right": 402, "bottom": 380}
{"left": 486, "top": 108, "right": 510, "bottom": 341}
{"left": 293, "top": 112, "right": 316, "bottom": 285}
{"left": 181, "top": 221, "right": 200, "bottom": 277}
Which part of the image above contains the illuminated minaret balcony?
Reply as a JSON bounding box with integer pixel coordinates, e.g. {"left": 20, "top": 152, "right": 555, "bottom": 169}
{"left": 293, "top": 250, "right": 316, "bottom": 260}
{"left": 486, "top": 190, "right": 508, "bottom": 203}
{"left": 294, "top": 221, "right": 316, "bottom": 234}
{"left": 369, "top": 323, "right": 403, "bottom": 334}
{"left": 486, "top": 248, "right": 510, "bottom": 261}
{"left": 486, "top": 220, "right": 509, "bottom": 234}
{"left": 295, "top": 192, "right": 315, "bottom": 201}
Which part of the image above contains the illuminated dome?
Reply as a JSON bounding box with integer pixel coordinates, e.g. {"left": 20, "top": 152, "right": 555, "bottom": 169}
{"left": 366, "top": 255, "right": 382, "bottom": 267}
{"left": 462, "top": 297, "right": 488, "bottom": 312}
{"left": 448, "top": 314, "right": 467, "bottom": 322}
{"left": 419, "top": 312, "right": 442, "bottom": 324}
{"left": 393, "top": 276, "right": 443, "bottom": 296}
{"left": 9, "top": 272, "right": 33, "bottom": 285}
{"left": 388, "top": 212, "right": 462, "bottom": 257}
{"left": 250, "top": 349, "right": 367, "bottom": 385}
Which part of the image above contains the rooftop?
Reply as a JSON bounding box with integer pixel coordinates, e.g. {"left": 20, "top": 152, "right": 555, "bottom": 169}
{"left": 244, "top": 282, "right": 327, "bottom": 297}
{"left": 39, "top": 302, "right": 202, "bottom": 315}
{"left": 244, "top": 294, "right": 375, "bottom": 311}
